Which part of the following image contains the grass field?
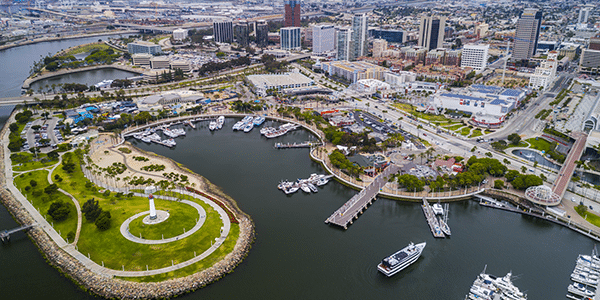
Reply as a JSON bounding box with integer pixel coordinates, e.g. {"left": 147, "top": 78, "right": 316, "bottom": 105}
{"left": 13, "top": 170, "right": 77, "bottom": 241}
{"left": 127, "top": 200, "right": 200, "bottom": 240}
{"left": 391, "top": 103, "right": 455, "bottom": 123}
{"left": 51, "top": 151, "right": 239, "bottom": 278}
{"left": 12, "top": 152, "right": 59, "bottom": 172}
{"left": 506, "top": 141, "right": 529, "bottom": 148}
{"left": 526, "top": 138, "right": 556, "bottom": 152}
{"left": 63, "top": 43, "right": 118, "bottom": 56}
{"left": 447, "top": 124, "right": 464, "bottom": 131}
{"left": 460, "top": 127, "right": 472, "bottom": 136}
{"left": 469, "top": 129, "right": 483, "bottom": 138}
{"left": 576, "top": 205, "right": 600, "bottom": 228}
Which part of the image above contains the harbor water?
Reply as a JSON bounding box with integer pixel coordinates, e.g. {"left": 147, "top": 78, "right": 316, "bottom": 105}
{"left": 28, "top": 68, "right": 139, "bottom": 93}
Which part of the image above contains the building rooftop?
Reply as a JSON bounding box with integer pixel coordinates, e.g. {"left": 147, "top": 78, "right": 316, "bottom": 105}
{"left": 247, "top": 71, "right": 313, "bottom": 88}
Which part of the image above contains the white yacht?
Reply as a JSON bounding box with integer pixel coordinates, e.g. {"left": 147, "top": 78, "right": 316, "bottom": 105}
{"left": 307, "top": 183, "right": 318, "bottom": 193}
{"left": 568, "top": 283, "right": 595, "bottom": 297}
{"left": 209, "top": 121, "right": 217, "bottom": 131}
{"left": 243, "top": 123, "right": 254, "bottom": 132}
{"left": 432, "top": 203, "right": 444, "bottom": 215}
{"left": 572, "top": 273, "right": 599, "bottom": 286}
{"left": 300, "top": 183, "right": 311, "bottom": 193}
{"left": 377, "top": 242, "right": 426, "bottom": 277}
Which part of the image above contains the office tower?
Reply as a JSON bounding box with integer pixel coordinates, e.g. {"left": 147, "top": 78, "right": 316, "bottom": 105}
{"left": 284, "top": 0, "right": 301, "bottom": 28}
{"left": 371, "top": 29, "right": 405, "bottom": 44}
{"left": 579, "top": 7, "right": 591, "bottom": 24}
{"left": 513, "top": 8, "right": 542, "bottom": 61}
{"left": 350, "top": 13, "right": 367, "bottom": 61}
{"left": 312, "top": 24, "right": 335, "bottom": 55}
{"left": 460, "top": 44, "right": 489, "bottom": 72}
{"left": 280, "top": 27, "right": 301, "bottom": 50}
{"left": 213, "top": 20, "right": 234, "bottom": 43}
{"left": 336, "top": 27, "right": 352, "bottom": 61}
{"left": 235, "top": 21, "right": 250, "bottom": 47}
{"left": 256, "top": 20, "right": 269, "bottom": 48}
{"left": 372, "top": 39, "right": 387, "bottom": 58}
{"left": 418, "top": 15, "right": 446, "bottom": 50}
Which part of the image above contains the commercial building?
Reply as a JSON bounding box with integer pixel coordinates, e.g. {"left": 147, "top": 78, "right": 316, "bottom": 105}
{"left": 580, "top": 37, "right": 600, "bottom": 74}
{"left": 372, "top": 39, "right": 387, "bottom": 58}
{"left": 336, "top": 27, "right": 352, "bottom": 61}
{"left": 256, "top": 20, "right": 269, "bottom": 48}
{"left": 383, "top": 71, "right": 417, "bottom": 86}
{"left": 320, "top": 61, "right": 386, "bottom": 83}
{"left": 284, "top": 0, "right": 301, "bottom": 27}
{"left": 234, "top": 21, "right": 250, "bottom": 47}
{"left": 578, "top": 7, "right": 592, "bottom": 29}
{"left": 418, "top": 15, "right": 446, "bottom": 50}
{"left": 513, "top": 8, "right": 542, "bottom": 61}
{"left": 127, "top": 41, "right": 161, "bottom": 55}
{"left": 529, "top": 51, "right": 558, "bottom": 91}
{"left": 213, "top": 20, "right": 234, "bottom": 43}
{"left": 312, "top": 24, "right": 335, "bottom": 55}
{"left": 170, "top": 60, "right": 192, "bottom": 73}
{"left": 172, "top": 28, "right": 188, "bottom": 41}
{"left": 132, "top": 53, "right": 152, "bottom": 66}
{"left": 474, "top": 23, "right": 488, "bottom": 38}
{"left": 370, "top": 29, "right": 405, "bottom": 44}
{"left": 537, "top": 41, "right": 559, "bottom": 52}
{"left": 460, "top": 44, "right": 489, "bottom": 73}
{"left": 280, "top": 27, "right": 301, "bottom": 50}
{"left": 150, "top": 56, "right": 170, "bottom": 69}
{"left": 350, "top": 13, "right": 368, "bottom": 61}
{"left": 246, "top": 70, "right": 314, "bottom": 97}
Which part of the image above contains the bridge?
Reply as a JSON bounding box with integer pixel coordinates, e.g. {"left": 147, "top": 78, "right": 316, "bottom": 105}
{"left": 0, "top": 224, "right": 36, "bottom": 243}
{"left": 552, "top": 132, "right": 588, "bottom": 200}
{"left": 325, "top": 164, "right": 399, "bottom": 229}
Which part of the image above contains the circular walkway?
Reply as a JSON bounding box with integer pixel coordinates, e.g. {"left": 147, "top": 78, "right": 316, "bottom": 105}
{"left": 120, "top": 199, "right": 207, "bottom": 245}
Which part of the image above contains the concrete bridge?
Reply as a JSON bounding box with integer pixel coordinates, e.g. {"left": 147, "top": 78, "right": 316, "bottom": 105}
{"left": 552, "top": 132, "right": 588, "bottom": 200}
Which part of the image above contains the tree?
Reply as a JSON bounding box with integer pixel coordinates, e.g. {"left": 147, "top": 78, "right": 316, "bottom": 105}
{"left": 521, "top": 166, "right": 527, "bottom": 173}
{"left": 44, "top": 183, "right": 58, "bottom": 195}
{"left": 47, "top": 201, "right": 70, "bottom": 221}
{"left": 82, "top": 198, "right": 103, "bottom": 222}
{"left": 494, "top": 179, "right": 504, "bottom": 189}
{"left": 507, "top": 133, "right": 521, "bottom": 145}
{"left": 30, "top": 180, "right": 38, "bottom": 187}
{"left": 95, "top": 211, "right": 112, "bottom": 230}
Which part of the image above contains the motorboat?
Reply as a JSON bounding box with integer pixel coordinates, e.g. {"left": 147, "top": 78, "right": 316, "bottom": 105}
{"left": 300, "top": 183, "right": 311, "bottom": 193}
{"left": 209, "top": 121, "right": 217, "bottom": 131}
{"left": 307, "top": 183, "right": 318, "bottom": 193}
{"left": 568, "top": 283, "right": 595, "bottom": 297}
{"left": 377, "top": 242, "right": 426, "bottom": 277}
{"left": 432, "top": 203, "right": 444, "bottom": 215}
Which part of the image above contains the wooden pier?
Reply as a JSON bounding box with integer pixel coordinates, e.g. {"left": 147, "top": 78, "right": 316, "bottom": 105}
{"left": 421, "top": 198, "right": 445, "bottom": 238}
{"left": 325, "top": 164, "right": 399, "bottom": 229}
{"left": 0, "top": 224, "right": 36, "bottom": 243}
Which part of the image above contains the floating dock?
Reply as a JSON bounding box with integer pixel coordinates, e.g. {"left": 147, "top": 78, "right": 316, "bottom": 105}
{"left": 421, "top": 198, "right": 445, "bottom": 238}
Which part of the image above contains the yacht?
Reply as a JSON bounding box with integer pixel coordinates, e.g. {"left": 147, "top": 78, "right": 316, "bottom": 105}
{"left": 439, "top": 218, "right": 451, "bottom": 236}
{"left": 216, "top": 116, "right": 224, "bottom": 129}
{"left": 261, "top": 127, "right": 275, "bottom": 135}
{"left": 300, "top": 183, "right": 311, "bottom": 193}
{"left": 469, "top": 285, "right": 495, "bottom": 300}
{"left": 432, "top": 203, "right": 444, "bottom": 215}
{"left": 307, "top": 183, "right": 318, "bottom": 193}
{"left": 572, "top": 273, "right": 598, "bottom": 286}
{"left": 243, "top": 123, "right": 254, "bottom": 133}
{"left": 568, "top": 283, "right": 595, "bottom": 297}
{"left": 209, "top": 121, "right": 217, "bottom": 131}
{"left": 316, "top": 177, "right": 330, "bottom": 186}
{"left": 377, "top": 242, "right": 426, "bottom": 277}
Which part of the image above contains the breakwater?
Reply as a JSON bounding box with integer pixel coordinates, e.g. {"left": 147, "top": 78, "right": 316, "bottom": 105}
{"left": 0, "top": 110, "right": 255, "bottom": 299}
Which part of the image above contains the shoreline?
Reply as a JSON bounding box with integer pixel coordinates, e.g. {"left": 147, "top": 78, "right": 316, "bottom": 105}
{"left": 0, "top": 112, "right": 255, "bottom": 299}
{"left": 0, "top": 30, "right": 137, "bottom": 52}
{"left": 22, "top": 64, "right": 144, "bottom": 90}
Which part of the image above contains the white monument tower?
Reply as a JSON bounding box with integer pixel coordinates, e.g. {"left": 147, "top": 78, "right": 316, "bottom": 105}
{"left": 148, "top": 194, "right": 157, "bottom": 220}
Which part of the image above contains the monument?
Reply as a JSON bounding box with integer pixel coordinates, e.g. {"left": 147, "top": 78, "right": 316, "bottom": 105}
{"left": 148, "top": 194, "right": 157, "bottom": 220}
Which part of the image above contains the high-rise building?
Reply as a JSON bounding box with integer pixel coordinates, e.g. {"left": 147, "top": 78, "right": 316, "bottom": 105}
{"left": 529, "top": 51, "right": 558, "bottom": 90}
{"left": 513, "top": 8, "right": 542, "bottom": 61}
{"left": 370, "top": 29, "right": 405, "bottom": 44}
{"left": 280, "top": 27, "right": 301, "bottom": 50}
{"left": 213, "top": 20, "right": 234, "bottom": 43}
{"left": 372, "top": 39, "right": 387, "bottom": 58}
{"left": 460, "top": 44, "right": 489, "bottom": 73}
{"left": 234, "top": 21, "right": 250, "bottom": 47}
{"left": 579, "top": 7, "right": 591, "bottom": 24}
{"left": 127, "top": 41, "right": 162, "bottom": 55}
{"left": 418, "top": 15, "right": 446, "bottom": 50}
{"left": 350, "top": 13, "right": 368, "bottom": 61}
{"left": 256, "top": 20, "right": 269, "bottom": 48}
{"left": 284, "top": 0, "right": 301, "bottom": 28}
{"left": 312, "top": 24, "right": 335, "bottom": 55}
{"left": 580, "top": 36, "right": 600, "bottom": 74}
{"left": 336, "top": 27, "right": 352, "bottom": 61}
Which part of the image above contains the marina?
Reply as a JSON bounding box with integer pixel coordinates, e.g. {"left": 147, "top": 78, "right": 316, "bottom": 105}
{"left": 277, "top": 173, "right": 333, "bottom": 195}
{"left": 421, "top": 198, "right": 446, "bottom": 238}
{"left": 261, "top": 123, "right": 301, "bottom": 139}
{"left": 274, "top": 141, "right": 319, "bottom": 149}
{"left": 465, "top": 266, "right": 527, "bottom": 300}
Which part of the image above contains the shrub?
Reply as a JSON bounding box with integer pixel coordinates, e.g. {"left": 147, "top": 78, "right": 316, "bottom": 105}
{"left": 494, "top": 179, "right": 504, "bottom": 189}
{"left": 47, "top": 201, "right": 70, "bottom": 221}
{"left": 118, "top": 147, "right": 132, "bottom": 154}
{"left": 95, "top": 211, "right": 112, "bottom": 230}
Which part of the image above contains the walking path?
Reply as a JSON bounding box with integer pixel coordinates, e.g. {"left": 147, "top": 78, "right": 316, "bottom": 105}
{"left": 47, "top": 152, "right": 82, "bottom": 244}
{"left": 120, "top": 198, "right": 207, "bottom": 245}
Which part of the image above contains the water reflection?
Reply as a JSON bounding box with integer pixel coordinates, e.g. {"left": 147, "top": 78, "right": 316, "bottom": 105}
{"left": 511, "top": 149, "right": 561, "bottom": 170}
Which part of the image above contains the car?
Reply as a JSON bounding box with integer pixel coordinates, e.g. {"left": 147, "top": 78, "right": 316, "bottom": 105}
{"left": 590, "top": 206, "right": 594, "bottom": 210}
{"left": 423, "top": 133, "right": 427, "bottom": 136}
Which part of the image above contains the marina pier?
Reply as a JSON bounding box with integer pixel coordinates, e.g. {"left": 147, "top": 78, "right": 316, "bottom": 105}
{"left": 325, "top": 164, "right": 399, "bottom": 229}
{"left": 0, "top": 224, "right": 36, "bottom": 243}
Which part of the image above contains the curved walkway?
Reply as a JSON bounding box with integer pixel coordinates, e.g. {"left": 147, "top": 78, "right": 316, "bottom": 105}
{"left": 120, "top": 199, "right": 207, "bottom": 245}
{"left": 48, "top": 151, "right": 83, "bottom": 245}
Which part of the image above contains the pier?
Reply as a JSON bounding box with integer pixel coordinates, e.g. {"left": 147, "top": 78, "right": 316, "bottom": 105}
{"left": 0, "top": 224, "right": 36, "bottom": 243}
{"left": 274, "top": 141, "right": 319, "bottom": 149}
{"left": 325, "top": 164, "right": 399, "bottom": 229}
{"left": 421, "top": 198, "right": 445, "bottom": 238}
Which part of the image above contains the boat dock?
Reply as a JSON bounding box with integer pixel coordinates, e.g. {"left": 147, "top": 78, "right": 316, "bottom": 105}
{"left": 325, "top": 164, "right": 399, "bottom": 229}
{"left": 421, "top": 198, "right": 445, "bottom": 238}
{"left": 0, "top": 224, "right": 36, "bottom": 242}
{"left": 274, "top": 141, "right": 319, "bottom": 149}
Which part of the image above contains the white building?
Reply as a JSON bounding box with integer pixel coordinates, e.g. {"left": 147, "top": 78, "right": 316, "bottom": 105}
{"left": 383, "top": 71, "right": 416, "bottom": 86}
{"left": 132, "top": 53, "right": 152, "bottom": 66}
{"left": 312, "top": 24, "right": 335, "bottom": 55}
{"left": 280, "top": 27, "right": 301, "bottom": 51}
{"left": 150, "top": 56, "right": 170, "bottom": 69}
{"left": 170, "top": 60, "right": 192, "bottom": 72}
{"left": 460, "top": 44, "right": 489, "bottom": 73}
{"left": 173, "top": 28, "right": 188, "bottom": 41}
{"left": 529, "top": 51, "right": 558, "bottom": 91}
{"left": 373, "top": 39, "right": 388, "bottom": 58}
{"left": 246, "top": 69, "right": 314, "bottom": 97}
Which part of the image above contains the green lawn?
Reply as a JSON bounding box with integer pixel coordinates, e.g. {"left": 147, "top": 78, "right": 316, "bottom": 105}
{"left": 391, "top": 103, "right": 454, "bottom": 122}
{"left": 52, "top": 151, "right": 239, "bottom": 278}
{"left": 526, "top": 138, "right": 556, "bottom": 152}
{"left": 484, "top": 129, "right": 492, "bottom": 134}
{"left": 460, "top": 127, "right": 472, "bottom": 136}
{"left": 447, "top": 124, "right": 464, "bottom": 131}
{"left": 64, "top": 43, "right": 118, "bottom": 56}
{"left": 506, "top": 141, "right": 529, "bottom": 148}
{"left": 127, "top": 200, "right": 200, "bottom": 240}
{"left": 469, "top": 129, "right": 483, "bottom": 138}
{"left": 576, "top": 206, "right": 600, "bottom": 228}
{"left": 12, "top": 152, "right": 58, "bottom": 172}
{"left": 13, "top": 170, "right": 77, "bottom": 241}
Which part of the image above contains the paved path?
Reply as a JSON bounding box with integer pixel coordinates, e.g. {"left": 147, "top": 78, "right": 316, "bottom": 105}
{"left": 120, "top": 199, "right": 207, "bottom": 245}
{"left": 48, "top": 151, "right": 82, "bottom": 245}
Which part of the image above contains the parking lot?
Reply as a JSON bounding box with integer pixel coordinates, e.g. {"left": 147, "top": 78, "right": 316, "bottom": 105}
{"left": 21, "top": 117, "right": 63, "bottom": 153}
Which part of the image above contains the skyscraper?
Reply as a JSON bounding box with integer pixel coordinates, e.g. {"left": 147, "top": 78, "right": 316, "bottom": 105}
{"left": 418, "top": 15, "right": 446, "bottom": 50}
{"left": 350, "top": 13, "right": 367, "bottom": 61}
{"left": 312, "top": 24, "right": 335, "bottom": 55}
{"left": 460, "top": 44, "right": 489, "bottom": 72}
{"left": 579, "top": 7, "right": 591, "bottom": 24}
{"left": 336, "top": 27, "right": 352, "bottom": 61}
{"left": 284, "top": 0, "right": 301, "bottom": 28}
{"left": 255, "top": 20, "right": 269, "bottom": 48}
{"left": 513, "top": 8, "right": 542, "bottom": 61}
{"left": 234, "top": 21, "right": 250, "bottom": 47}
{"left": 280, "top": 27, "right": 301, "bottom": 50}
{"left": 213, "top": 20, "right": 234, "bottom": 43}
